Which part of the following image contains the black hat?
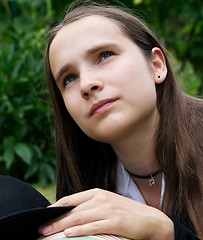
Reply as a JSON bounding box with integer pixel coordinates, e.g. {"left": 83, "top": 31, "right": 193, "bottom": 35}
{"left": 0, "top": 175, "right": 73, "bottom": 239}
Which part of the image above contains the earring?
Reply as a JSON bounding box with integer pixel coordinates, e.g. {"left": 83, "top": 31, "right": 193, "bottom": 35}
{"left": 158, "top": 75, "right": 160, "bottom": 78}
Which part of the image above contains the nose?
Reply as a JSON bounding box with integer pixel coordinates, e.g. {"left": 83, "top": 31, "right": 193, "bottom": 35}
{"left": 80, "top": 71, "right": 104, "bottom": 99}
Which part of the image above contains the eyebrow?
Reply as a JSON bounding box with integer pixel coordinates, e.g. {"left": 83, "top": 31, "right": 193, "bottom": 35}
{"left": 86, "top": 42, "right": 120, "bottom": 55}
{"left": 55, "top": 42, "right": 120, "bottom": 83}
{"left": 55, "top": 63, "right": 72, "bottom": 83}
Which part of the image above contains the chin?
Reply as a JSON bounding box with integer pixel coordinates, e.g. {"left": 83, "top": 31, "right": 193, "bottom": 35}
{"left": 87, "top": 131, "right": 125, "bottom": 144}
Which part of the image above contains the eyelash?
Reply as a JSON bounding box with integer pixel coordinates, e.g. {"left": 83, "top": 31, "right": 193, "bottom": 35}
{"left": 62, "top": 51, "right": 115, "bottom": 87}
{"left": 99, "top": 51, "right": 114, "bottom": 62}
{"left": 63, "top": 74, "right": 78, "bottom": 87}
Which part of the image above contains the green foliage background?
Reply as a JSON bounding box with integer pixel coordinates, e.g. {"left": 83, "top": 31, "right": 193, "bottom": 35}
{"left": 0, "top": 0, "right": 203, "bottom": 185}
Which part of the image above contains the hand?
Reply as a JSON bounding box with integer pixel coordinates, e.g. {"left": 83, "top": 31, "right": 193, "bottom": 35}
{"left": 39, "top": 188, "right": 174, "bottom": 240}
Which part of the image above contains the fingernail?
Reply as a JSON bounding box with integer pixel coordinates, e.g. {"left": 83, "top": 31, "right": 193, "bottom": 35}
{"left": 41, "top": 225, "right": 52, "bottom": 235}
{"left": 64, "top": 228, "right": 73, "bottom": 236}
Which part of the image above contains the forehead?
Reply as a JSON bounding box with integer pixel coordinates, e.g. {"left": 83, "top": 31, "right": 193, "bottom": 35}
{"left": 49, "top": 15, "right": 133, "bottom": 77}
{"left": 50, "top": 15, "right": 125, "bottom": 52}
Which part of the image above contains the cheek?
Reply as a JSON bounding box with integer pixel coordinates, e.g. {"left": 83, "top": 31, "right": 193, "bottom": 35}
{"left": 120, "top": 62, "right": 157, "bottom": 104}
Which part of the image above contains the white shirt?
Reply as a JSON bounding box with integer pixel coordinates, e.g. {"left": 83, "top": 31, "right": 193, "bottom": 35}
{"left": 116, "top": 161, "right": 165, "bottom": 206}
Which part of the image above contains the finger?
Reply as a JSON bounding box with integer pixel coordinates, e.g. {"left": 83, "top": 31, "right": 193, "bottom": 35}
{"left": 40, "top": 189, "right": 113, "bottom": 236}
{"left": 51, "top": 188, "right": 103, "bottom": 207}
{"left": 63, "top": 219, "right": 126, "bottom": 238}
{"left": 40, "top": 208, "right": 107, "bottom": 236}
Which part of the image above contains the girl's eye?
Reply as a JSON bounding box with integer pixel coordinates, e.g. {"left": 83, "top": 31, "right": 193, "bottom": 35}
{"left": 100, "top": 51, "right": 114, "bottom": 61}
{"left": 64, "top": 75, "right": 77, "bottom": 87}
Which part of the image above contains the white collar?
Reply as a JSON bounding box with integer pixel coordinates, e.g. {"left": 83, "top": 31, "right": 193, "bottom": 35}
{"left": 116, "top": 161, "right": 165, "bottom": 207}
{"left": 116, "top": 161, "right": 146, "bottom": 204}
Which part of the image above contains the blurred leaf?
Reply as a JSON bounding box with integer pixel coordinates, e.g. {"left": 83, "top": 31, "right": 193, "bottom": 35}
{"left": 39, "top": 163, "right": 55, "bottom": 186}
{"left": 24, "top": 163, "right": 38, "bottom": 179}
{"left": 3, "top": 149, "right": 14, "bottom": 169}
{"left": 2, "top": 136, "right": 15, "bottom": 169}
{"left": 14, "top": 143, "right": 32, "bottom": 165}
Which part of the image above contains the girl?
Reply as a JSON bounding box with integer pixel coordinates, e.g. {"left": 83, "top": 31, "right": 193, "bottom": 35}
{"left": 40, "top": 1, "right": 203, "bottom": 239}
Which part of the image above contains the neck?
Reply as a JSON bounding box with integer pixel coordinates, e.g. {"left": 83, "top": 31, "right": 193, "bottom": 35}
{"left": 110, "top": 108, "right": 159, "bottom": 175}
{"left": 112, "top": 133, "right": 158, "bottom": 175}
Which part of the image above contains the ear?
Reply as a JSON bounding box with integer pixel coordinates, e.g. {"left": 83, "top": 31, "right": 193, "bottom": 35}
{"left": 151, "top": 47, "right": 167, "bottom": 84}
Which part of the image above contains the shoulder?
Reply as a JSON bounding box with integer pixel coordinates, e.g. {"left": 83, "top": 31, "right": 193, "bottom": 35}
{"left": 184, "top": 95, "right": 203, "bottom": 135}
{"left": 185, "top": 95, "right": 203, "bottom": 116}
{"left": 169, "top": 217, "right": 200, "bottom": 240}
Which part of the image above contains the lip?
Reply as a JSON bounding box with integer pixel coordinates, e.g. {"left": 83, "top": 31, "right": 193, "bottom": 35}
{"left": 89, "top": 98, "right": 118, "bottom": 116}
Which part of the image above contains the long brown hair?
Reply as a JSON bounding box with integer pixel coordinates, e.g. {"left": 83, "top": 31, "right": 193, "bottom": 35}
{"left": 45, "top": 1, "right": 203, "bottom": 238}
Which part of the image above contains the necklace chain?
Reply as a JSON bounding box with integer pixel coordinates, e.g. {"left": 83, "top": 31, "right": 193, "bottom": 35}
{"left": 126, "top": 169, "right": 162, "bottom": 187}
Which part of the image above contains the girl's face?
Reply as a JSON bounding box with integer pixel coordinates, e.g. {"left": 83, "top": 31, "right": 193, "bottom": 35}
{"left": 49, "top": 16, "right": 167, "bottom": 144}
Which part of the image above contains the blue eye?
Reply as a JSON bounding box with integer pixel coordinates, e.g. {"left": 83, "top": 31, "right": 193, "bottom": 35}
{"left": 100, "top": 51, "right": 113, "bottom": 61}
{"left": 64, "top": 75, "right": 77, "bottom": 86}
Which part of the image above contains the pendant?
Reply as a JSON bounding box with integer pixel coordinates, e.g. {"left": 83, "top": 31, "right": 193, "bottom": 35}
{"left": 149, "top": 175, "right": 155, "bottom": 187}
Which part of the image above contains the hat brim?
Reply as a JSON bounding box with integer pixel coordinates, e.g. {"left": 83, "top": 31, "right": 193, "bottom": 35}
{"left": 0, "top": 206, "right": 73, "bottom": 239}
